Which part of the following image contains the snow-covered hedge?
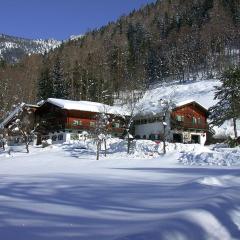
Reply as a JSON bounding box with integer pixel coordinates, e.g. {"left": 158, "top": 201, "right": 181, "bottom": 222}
{"left": 179, "top": 147, "right": 240, "bottom": 166}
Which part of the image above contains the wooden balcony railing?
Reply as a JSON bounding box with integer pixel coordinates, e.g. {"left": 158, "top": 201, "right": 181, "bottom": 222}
{"left": 65, "top": 124, "right": 125, "bottom": 133}
{"left": 171, "top": 120, "right": 208, "bottom": 130}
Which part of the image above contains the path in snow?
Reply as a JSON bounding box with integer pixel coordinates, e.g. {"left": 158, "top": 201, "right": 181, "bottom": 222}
{"left": 0, "top": 144, "right": 239, "bottom": 240}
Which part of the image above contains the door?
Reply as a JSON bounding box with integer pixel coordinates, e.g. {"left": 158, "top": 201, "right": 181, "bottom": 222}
{"left": 173, "top": 133, "right": 183, "bottom": 143}
{"left": 191, "top": 134, "right": 200, "bottom": 144}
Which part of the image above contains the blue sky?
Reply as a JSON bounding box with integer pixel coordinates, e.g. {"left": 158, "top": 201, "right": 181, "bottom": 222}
{"left": 1, "top": 0, "right": 156, "bottom": 40}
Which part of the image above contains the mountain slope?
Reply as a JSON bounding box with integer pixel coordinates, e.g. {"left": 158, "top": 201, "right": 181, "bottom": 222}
{"left": 1, "top": 0, "right": 240, "bottom": 115}
{"left": 0, "top": 34, "right": 61, "bottom": 63}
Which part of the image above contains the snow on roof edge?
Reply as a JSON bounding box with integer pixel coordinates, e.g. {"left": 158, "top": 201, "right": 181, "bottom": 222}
{"left": 0, "top": 103, "right": 39, "bottom": 128}
{"left": 0, "top": 103, "right": 25, "bottom": 128}
{"left": 175, "top": 99, "right": 208, "bottom": 111}
{"left": 46, "top": 98, "right": 130, "bottom": 116}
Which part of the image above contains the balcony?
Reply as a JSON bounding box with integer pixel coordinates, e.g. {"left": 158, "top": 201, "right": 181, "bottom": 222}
{"left": 171, "top": 119, "right": 208, "bottom": 131}
{"left": 65, "top": 123, "right": 125, "bottom": 133}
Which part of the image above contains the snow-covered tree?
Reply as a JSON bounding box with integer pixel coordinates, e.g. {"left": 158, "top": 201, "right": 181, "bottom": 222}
{"left": 209, "top": 67, "right": 240, "bottom": 138}
{"left": 51, "top": 57, "right": 69, "bottom": 99}
{"left": 37, "top": 66, "right": 53, "bottom": 100}
{"left": 8, "top": 106, "right": 38, "bottom": 153}
{"left": 158, "top": 99, "right": 175, "bottom": 154}
{"left": 94, "top": 106, "right": 111, "bottom": 160}
{"left": 121, "top": 88, "right": 145, "bottom": 154}
{"left": 0, "top": 128, "right": 7, "bottom": 151}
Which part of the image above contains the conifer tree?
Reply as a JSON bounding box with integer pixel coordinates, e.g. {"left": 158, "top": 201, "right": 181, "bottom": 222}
{"left": 209, "top": 67, "right": 240, "bottom": 138}
{"left": 37, "top": 67, "right": 53, "bottom": 100}
{"left": 51, "top": 57, "right": 69, "bottom": 99}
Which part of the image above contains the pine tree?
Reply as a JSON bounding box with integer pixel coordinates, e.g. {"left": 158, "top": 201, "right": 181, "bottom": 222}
{"left": 70, "top": 61, "right": 82, "bottom": 100}
{"left": 37, "top": 67, "right": 53, "bottom": 100}
{"left": 209, "top": 67, "right": 240, "bottom": 138}
{"left": 52, "top": 57, "right": 69, "bottom": 99}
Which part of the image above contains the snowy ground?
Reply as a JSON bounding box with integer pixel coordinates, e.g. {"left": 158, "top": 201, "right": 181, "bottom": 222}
{"left": 0, "top": 140, "right": 240, "bottom": 240}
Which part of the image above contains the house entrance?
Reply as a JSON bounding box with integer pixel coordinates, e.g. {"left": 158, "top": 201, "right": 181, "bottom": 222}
{"left": 173, "top": 133, "right": 183, "bottom": 143}
{"left": 191, "top": 134, "right": 200, "bottom": 144}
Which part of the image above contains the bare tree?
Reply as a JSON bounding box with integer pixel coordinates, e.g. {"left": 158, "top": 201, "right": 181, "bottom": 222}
{"left": 120, "top": 87, "right": 146, "bottom": 154}
{"left": 158, "top": 99, "right": 175, "bottom": 154}
{"left": 94, "top": 105, "right": 111, "bottom": 160}
{"left": 8, "top": 105, "right": 38, "bottom": 153}
{"left": 0, "top": 128, "right": 7, "bottom": 151}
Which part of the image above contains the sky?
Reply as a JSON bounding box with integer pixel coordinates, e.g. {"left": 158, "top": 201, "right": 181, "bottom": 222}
{"left": 1, "top": 0, "right": 156, "bottom": 40}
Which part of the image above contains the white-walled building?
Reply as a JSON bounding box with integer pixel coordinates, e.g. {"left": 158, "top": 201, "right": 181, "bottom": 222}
{"left": 133, "top": 100, "right": 208, "bottom": 145}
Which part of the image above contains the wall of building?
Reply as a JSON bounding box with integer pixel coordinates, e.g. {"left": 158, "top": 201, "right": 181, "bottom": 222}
{"left": 134, "top": 120, "right": 171, "bottom": 140}
{"left": 171, "top": 130, "right": 207, "bottom": 145}
{"left": 171, "top": 104, "right": 207, "bottom": 130}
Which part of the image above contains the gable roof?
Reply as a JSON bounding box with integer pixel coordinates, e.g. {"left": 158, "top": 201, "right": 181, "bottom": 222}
{"left": 174, "top": 100, "right": 208, "bottom": 114}
{"left": 44, "top": 98, "right": 130, "bottom": 116}
{"left": 0, "top": 103, "right": 39, "bottom": 128}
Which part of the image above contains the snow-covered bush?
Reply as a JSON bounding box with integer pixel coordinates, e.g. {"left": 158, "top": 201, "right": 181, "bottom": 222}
{"left": 42, "top": 139, "right": 52, "bottom": 148}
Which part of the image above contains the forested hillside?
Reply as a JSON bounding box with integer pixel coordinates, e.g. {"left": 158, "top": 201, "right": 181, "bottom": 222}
{"left": 1, "top": 0, "right": 240, "bottom": 117}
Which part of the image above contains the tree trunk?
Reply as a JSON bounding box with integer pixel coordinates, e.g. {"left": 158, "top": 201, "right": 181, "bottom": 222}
{"left": 127, "top": 133, "right": 130, "bottom": 154}
{"left": 104, "top": 139, "right": 107, "bottom": 157}
{"left": 26, "top": 142, "right": 29, "bottom": 153}
{"left": 96, "top": 141, "right": 100, "bottom": 160}
{"left": 24, "top": 135, "right": 30, "bottom": 153}
{"left": 163, "top": 125, "right": 166, "bottom": 154}
{"left": 233, "top": 118, "right": 238, "bottom": 139}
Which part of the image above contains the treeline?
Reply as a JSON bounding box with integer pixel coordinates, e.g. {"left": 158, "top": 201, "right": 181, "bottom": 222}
{"left": 1, "top": 0, "right": 240, "bottom": 117}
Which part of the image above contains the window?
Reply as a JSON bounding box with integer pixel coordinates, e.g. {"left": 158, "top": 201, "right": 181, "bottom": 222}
{"left": 192, "top": 117, "right": 197, "bottom": 124}
{"left": 70, "top": 133, "right": 79, "bottom": 140}
{"left": 197, "top": 118, "right": 201, "bottom": 124}
{"left": 58, "top": 134, "right": 63, "bottom": 141}
{"left": 90, "top": 121, "right": 95, "bottom": 127}
{"left": 149, "top": 134, "right": 156, "bottom": 140}
{"left": 72, "top": 120, "right": 82, "bottom": 126}
{"left": 113, "top": 122, "right": 120, "bottom": 128}
{"left": 176, "top": 115, "right": 184, "bottom": 122}
{"left": 52, "top": 135, "right": 57, "bottom": 141}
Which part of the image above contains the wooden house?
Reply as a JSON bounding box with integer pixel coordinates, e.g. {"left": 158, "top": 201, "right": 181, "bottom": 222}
{"left": 170, "top": 100, "right": 208, "bottom": 144}
{"left": 0, "top": 103, "right": 39, "bottom": 145}
{"left": 35, "top": 98, "right": 128, "bottom": 144}
{"left": 133, "top": 100, "right": 209, "bottom": 145}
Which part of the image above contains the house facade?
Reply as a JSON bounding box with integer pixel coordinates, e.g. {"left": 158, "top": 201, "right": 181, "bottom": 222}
{"left": 0, "top": 98, "right": 128, "bottom": 145}
{"left": 1, "top": 98, "right": 208, "bottom": 146}
{"left": 133, "top": 100, "right": 208, "bottom": 145}
{"left": 35, "top": 98, "right": 128, "bottom": 144}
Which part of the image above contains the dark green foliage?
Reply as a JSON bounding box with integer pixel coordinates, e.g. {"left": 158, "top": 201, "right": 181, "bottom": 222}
{"left": 227, "top": 136, "right": 240, "bottom": 148}
{"left": 0, "top": 59, "right": 6, "bottom": 68}
{"left": 1, "top": 0, "right": 240, "bottom": 115}
{"left": 209, "top": 67, "right": 240, "bottom": 138}
{"left": 51, "top": 57, "right": 69, "bottom": 99}
{"left": 37, "top": 67, "right": 53, "bottom": 101}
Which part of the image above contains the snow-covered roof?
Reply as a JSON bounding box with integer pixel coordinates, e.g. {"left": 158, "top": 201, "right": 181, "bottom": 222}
{"left": 175, "top": 100, "right": 208, "bottom": 112}
{"left": 0, "top": 103, "right": 25, "bottom": 129}
{"left": 46, "top": 98, "right": 130, "bottom": 116}
{"left": 0, "top": 103, "right": 39, "bottom": 128}
{"left": 134, "top": 99, "right": 208, "bottom": 118}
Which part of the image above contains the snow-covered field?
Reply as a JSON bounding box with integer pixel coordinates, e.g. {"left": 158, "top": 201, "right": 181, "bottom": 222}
{"left": 0, "top": 140, "right": 240, "bottom": 240}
